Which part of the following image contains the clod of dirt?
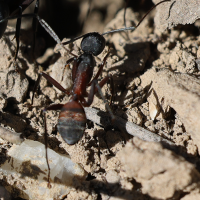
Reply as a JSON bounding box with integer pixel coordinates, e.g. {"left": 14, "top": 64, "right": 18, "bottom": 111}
{"left": 140, "top": 68, "right": 200, "bottom": 153}
{"left": 50, "top": 56, "right": 73, "bottom": 94}
{"left": 104, "top": 9, "right": 151, "bottom": 74}
{"left": 0, "top": 126, "right": 23, "bottom": 144}
{"left": 1, "top": 1, "right": 200, "bottom": 199}
{"left": 118, "top": 137, "right": 200, "bottom": 199}
{"left": 153, "top": 0, "right": 200, "bottom": 31}
{"left": 155, "top": 40, "right": 197, "bottom": 73}
{"left": 181, "top": 190, "right": 200, "bottom": 200}
{"left": 0, "top": 71, "right": 29, "bottom": 103}
{"left": 0, "top": 93, "right": 7, "bottom": 111}
{"left": 0, "top": 28, "right": 30, "bottom": 103}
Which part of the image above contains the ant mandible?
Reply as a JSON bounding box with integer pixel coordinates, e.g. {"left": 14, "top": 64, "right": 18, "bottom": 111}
{"left": 31, "top": 0, "right": 172, "bottom": 186}
{"left": 0, "top": 0, "right": 39, "bottom": 61}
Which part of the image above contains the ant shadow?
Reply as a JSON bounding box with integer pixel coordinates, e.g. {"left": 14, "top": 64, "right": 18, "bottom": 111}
{"left": 108, "top": 41, "right": 151, "bottom": 74}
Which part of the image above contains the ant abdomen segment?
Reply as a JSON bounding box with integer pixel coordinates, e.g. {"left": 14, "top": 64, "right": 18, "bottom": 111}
{"left": 57, "top": 100, "right": 87, "bottom": 145}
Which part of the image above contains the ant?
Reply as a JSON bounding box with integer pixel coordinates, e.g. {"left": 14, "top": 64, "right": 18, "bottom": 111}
{"left": 0, "top": 0, "right": 39, "bottom": 62}
{"left": 31, "top": 0, "right": 172, "bottom": 186}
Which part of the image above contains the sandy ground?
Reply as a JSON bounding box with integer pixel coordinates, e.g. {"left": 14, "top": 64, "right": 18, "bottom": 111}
{"left": 1, "top": 0, "right": 200, "bottom": 199}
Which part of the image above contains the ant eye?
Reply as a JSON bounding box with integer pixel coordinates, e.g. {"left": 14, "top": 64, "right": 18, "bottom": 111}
{"left": 81, "top": 32, "right": 106, "bottom": 56}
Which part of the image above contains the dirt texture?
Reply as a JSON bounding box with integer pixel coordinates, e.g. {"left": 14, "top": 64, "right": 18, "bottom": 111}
{"left": 153, "top": 0, "right": 200, "bottom": 31}
{"left": 1, "top": 0, "right": 200, "bottom": 199}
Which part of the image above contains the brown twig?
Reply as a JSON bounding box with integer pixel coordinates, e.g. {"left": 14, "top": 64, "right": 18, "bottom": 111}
{"left": 84, "top": 107, "right": 174, "bottom": 146}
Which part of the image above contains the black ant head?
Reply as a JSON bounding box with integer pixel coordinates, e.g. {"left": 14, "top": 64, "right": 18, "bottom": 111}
{"left": 81, "top": 32, "right": 106, "bottom": 56}
{"left": 60, "top": 0, "right": 170, "bottom": 56}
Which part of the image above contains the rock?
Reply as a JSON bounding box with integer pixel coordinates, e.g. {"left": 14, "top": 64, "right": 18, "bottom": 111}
{"left": 0, "top": 140, "right": 87, "bottom": 200}
{"left": 118, "top": 137, "right": 200, "bottom": 200}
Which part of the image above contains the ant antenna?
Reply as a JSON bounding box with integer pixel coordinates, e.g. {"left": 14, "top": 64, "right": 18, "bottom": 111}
{"left": 123, "top": 0, "right": 130, "bottom": 28}
{"left": 79, "top": 0, "right": 93, "bottom": 33}
{"left": 62, "top": 0, "right": 171, "bottom": 45}
{"left": 166, "top": 0, "right": 176, "bottom": 20}
{"left": 103, "top": 0, "right": 171, "bottom": 36}
{"left": 4, "top": 0, "right": 171, "bottom": 54}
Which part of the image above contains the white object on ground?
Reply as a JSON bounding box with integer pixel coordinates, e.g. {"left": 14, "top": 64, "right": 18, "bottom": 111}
{"left": 0, "top": 140, "right": 87, "bottom": 200}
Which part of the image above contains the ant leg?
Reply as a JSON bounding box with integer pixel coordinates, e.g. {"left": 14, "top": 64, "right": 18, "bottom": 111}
{"left": 88, "top": 49, "right": 115, "bottom": 104}
{"left": 0, "top": 13, "right": 77, "bottom": 58}
{"left": 87, "top": 79, "right": 128, "bottom": 144}
{"left": 108, "top": 75, "right": 115, "bottom": 105}
{"left": 95, "top": 79, "right": 130, "bottom": 145}
{"left": 43, "top": 111, "right": 51, "bottom": 188}
{"left": 14, "top": 6, "right": 22, "bottom": 62}
{"left": 43, "top": 103, "right": 64, "bottom": 188}
{"left": 31, "top": 72, "right": 70, "bottom": 105}
{"left": 81, "top": 80, "right": 96, "bottom": 107}
{"left": 82, "top": 74, "right": 113, "bottom": 107}
{"left": 95, "top": 74, "right": 115, "bottom": 105}
{"left": 72, "top": 58, "right": 80, "bottom": 82}
{"left": 88, "top": 51, "right": 110, "bottom": 86}
{"left": 32, "top": 0, "right": 39, "bottom": 64}
{"left": 94, "top": 79, "right": 115, "bottom": 122}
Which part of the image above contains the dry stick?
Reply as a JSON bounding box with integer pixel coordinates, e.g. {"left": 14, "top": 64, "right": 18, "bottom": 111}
{"left": 84, "top": 107, "right": 175, "bottom": 146}
{"left": 0, "top": 126, "right": 23, "bottom": 144}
